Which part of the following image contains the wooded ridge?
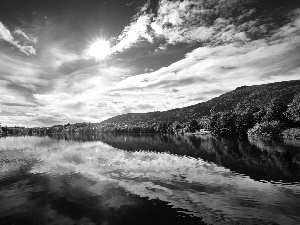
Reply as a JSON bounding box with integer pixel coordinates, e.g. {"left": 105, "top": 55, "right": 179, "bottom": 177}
{"left": 102, "top": 79, "right": 300, "bottom": 124}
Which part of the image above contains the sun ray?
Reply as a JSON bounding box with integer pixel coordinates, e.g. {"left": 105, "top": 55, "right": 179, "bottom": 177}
{"left": 87, "top": 39, "right": 110, "bottom": 61}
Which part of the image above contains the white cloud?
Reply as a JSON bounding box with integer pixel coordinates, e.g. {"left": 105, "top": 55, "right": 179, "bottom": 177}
{"left": 0, "top": 54, "right": 42, "bottom": 85}
{"left": 108, "top": 0, "right": 215, "bottom": 50}
{"left": 111, "top": 0, "right": 222, "bottom": 49}
{"left": 145, "top": 68, "right": 154, "bottom": 73}
{"left": 44, "top": 45, "right": 81, "bottom": 69}
{"left": 14, "top": 27, "right": 38, "bottom": 44}
{"left": 214, "top": 18, "right": 230, "bottom": 26}
{"left": 0, "top": 22, "right": 15, "bottom": 43}
{"left": 112, "top": 34, "right": 300, "bottom": 110}
{"left": 111, "top": 14, "right": 153, "bottom": 53}
{"left": 112, "top": 0, "right": 300, "bottom": 51}
{"left": 0, "top": 22, "right": 36, "bottom": 55}
{"left": 30, "top": 65, "right": 137, "bottom": 124}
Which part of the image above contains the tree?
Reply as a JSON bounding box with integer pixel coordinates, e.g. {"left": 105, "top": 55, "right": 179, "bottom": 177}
{"left": 208, "top": 113, "right": 221, "bottom": 134}
{"left": 263, "top": 97, "right": 288, "bottom": 122}
{"left": 156, "top": 123, "right": 162, "bottom": 132}
{"left": 236, "top": 109, "right": 255, "bottom": 136}
{"left": 218, "top": 111, "right": 237, "bottom": 135}
{"left": 234, "top": 100, "right": 256, "bottom": 114}
{"left": 254, "top": 108, "right": 267, "bottom": 123}
{"left": 162, "top": 122, "right": 168, "bottom": 133}
{"left": 172, "top": 121, "right": 180, "bottom": 132}
{"left": 174, "top": 123, "right": 182, "bottom": 134}
{"left": 284, "top": 93, "right": 300, "bottom": 127}
{"left": 248, "top": 121, "right": 283, "bottom": 138}
{"left": 209, "top": 111, "right": 237, "bottom": 135}
{"left": 188, "top": 119, "right": 200, "bottom": 133}
{"left": 210, "top": 106, "right": 216, "bottom": 116}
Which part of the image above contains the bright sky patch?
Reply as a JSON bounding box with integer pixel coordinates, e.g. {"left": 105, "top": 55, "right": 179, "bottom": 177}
{"left": 87, "top": 40, "right": 110, "bottom": 61}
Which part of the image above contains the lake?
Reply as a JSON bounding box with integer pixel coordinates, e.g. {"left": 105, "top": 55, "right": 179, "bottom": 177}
{"left": 0, "top": 133, "right": 300, "bottom": 225}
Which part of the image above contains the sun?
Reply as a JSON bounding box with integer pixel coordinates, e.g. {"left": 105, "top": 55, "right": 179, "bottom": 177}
{"left": 87, "top": 40, "right": 110, "bottom": 61}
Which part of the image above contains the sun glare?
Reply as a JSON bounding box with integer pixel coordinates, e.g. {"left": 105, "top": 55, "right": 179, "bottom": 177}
{"left": 87, "top": 40, "right": 110, "bottom": 60}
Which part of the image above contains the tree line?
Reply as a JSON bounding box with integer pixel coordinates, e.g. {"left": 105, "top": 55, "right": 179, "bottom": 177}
{"left": 202, "top": 93, "right": 300, "bottom": 138}
{"left": 101, "top": 93, "right": 300, "bottom": 139}
{"left": 1, "top": 93, "right": 299, "bottom": 139}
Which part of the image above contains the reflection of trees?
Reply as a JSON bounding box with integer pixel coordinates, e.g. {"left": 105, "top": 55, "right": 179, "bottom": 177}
{"left": 47, "top": 133, "right": 300, "bottom": 183}
{"left": 282, "top": 138, "right": 300, "bottom": 148}
{"left": 186, "top": 136, "right": 201, "bottom": 149}
{"left": 247, "top": 137, "right": 300, "bottom": 179}
{"left": 248, "top": 137, "right": 286, "bottom": 153}
{"left": 96, "top": 133, "right": 300, "bottom": 183}
{"left": 49, "top": 132, "right": 105, "bottom": 142}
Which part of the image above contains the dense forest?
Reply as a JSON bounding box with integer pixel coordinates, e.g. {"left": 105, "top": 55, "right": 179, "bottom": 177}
{"left": 102, "top": 79, "right": 300, "bottom": 124}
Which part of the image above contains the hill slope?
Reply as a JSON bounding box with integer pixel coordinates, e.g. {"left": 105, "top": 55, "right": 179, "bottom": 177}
{"left": 102, "top": 79, "right": 300, "bottom": 124}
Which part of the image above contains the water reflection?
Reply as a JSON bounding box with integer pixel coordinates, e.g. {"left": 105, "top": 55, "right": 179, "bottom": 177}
{"left": 1, "top": 135, "right": 300, "bottom": 225}
{"left": 51, "top": 132, "right": 300, "bottom": 183}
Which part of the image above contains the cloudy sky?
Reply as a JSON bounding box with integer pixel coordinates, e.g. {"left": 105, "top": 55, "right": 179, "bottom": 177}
{"left": 0, "top": 0, "right": 299, "bottom": 127}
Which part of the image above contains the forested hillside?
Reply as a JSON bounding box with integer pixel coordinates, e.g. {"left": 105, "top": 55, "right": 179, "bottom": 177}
{"left": 102, "top": 79, "right": 300, "bottom": 124}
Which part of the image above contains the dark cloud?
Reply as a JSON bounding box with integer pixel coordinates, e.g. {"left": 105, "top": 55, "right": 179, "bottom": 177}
{"left": 220, "top": 66, "right": 236, "bottom": 70}
{"left": 96, "top": 102, "right": 109, "bottom": 109}
{"left": 122, "top": 106, "right": 135, "bottom": 114}
{"left": 4, "top": 82, "right": 44, "bottom": 106}
{"left": 35, "top": 117, "right": 64, "bottom": 125}
{"left": 0, "top": 102, "right": 36, "bottom": 107}
{"left": 190, "top": 96, "right": 206, "bottom": 102}
{"left": 0, "top": 111, "right": 16, "bottom": 116}
{"left": 5, "top": 82, "right": 34, "bottom": 92}
{"left": 187, "top": 89, "right": 228, "bottom": 102}
{"left": 201, "top": 89, "right": 228, "bottom": 96}
{"left": 170, "top": 89, "right": 179, "bottom": 93}
{"left": 153, "top": 77, "right": 209, "bottom": 89}
{"left": 57, "top": 59, "right": 95, "bottom": 75}
{"left": 136, "top": 104, "right": 155, "bottom": 110}
{"left": 106, "top": 93, "right": 121, "bottom": 97}
{"left": 64, "top": 101, "right": 86, "bottom": 111}
{"left": 122, "top": 43, "right": 200, "bottom": 73}
{"left": 114, "top": 76, "right": 210, "bottom": 93}
{"left": 111, "top": 100, "right": 122, "bottom": 104}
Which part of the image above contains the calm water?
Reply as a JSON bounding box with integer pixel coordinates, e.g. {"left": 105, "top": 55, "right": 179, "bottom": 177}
{"left": 0, "top": 133, "right": 300, "bottom": 225}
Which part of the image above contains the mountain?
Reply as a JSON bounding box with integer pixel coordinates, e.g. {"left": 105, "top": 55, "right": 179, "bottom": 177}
{"left": 102, "top": 79, "right": 300, "bottom": 124}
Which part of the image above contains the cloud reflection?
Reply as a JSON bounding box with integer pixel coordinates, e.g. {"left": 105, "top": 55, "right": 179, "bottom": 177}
{"left": 1, "top": 136, "right": 299, "bottom": 224}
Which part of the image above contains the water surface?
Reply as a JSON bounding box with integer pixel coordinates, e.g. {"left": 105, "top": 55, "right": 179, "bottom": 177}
{"left": 0, "top": 134, "right": 300, "bottom": 225}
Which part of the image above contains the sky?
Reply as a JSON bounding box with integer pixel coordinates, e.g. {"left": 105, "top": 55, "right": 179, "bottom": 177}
{"left": 0, "top": 0, "right": 299, "bottom": 127}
